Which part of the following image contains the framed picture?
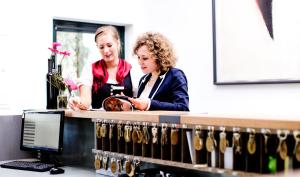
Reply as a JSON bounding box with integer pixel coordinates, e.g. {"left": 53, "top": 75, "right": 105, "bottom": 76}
{"left": 212, "top": 0, "right": 300, "bottom": 84}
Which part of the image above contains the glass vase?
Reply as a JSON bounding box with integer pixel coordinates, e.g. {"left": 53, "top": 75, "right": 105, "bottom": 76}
{"left": 57, "top": 90, "right": 68, "bottom": 109}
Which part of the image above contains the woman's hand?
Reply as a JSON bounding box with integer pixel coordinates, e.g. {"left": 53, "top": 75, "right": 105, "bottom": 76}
{"left": 128, "top": 97, "right": 149, "bottom": 111}
{"left": 68, "top": 96, "right": 89, "bottom": 111}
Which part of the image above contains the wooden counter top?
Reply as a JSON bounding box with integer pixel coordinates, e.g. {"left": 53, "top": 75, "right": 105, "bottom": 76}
{"left": 65, "top": 110, "right": 186, "bottom": 123}
{"left": 180, "top": 113, "right": 300, "bottom": 130}
{"left": 64, "top": 110, "right": 300, "bottom": 130}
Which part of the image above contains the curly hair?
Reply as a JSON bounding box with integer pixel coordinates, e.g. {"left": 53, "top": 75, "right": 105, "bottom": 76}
{"left": 133, "top": 32, "right": 177, "bottom": 72}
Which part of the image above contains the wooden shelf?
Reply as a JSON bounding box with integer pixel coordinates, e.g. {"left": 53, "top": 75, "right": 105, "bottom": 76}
{"left": 180, "top": 113, "right": 300, "bottom": 130}
{"left": 65, "top": 110, "right": 300, "bottom": 130}
{"left": 92, "top": 149, "right": 257, "bottom": 177}
{"left": 65, "top": 110, "right": 186, "bottom": 123}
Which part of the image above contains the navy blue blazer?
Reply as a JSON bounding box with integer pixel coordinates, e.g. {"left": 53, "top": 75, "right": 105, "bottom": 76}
{"left": 137, "top": 68, "right": 189, "bottom": 111}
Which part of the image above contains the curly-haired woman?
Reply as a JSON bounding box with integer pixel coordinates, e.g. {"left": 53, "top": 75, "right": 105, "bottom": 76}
{"left": 128, "top": 32, "right": 189, "bottom": 111}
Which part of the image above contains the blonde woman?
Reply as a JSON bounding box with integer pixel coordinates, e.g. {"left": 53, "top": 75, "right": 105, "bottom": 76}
{"left": 69, "top": 26, "right": 133, "bottom": 110}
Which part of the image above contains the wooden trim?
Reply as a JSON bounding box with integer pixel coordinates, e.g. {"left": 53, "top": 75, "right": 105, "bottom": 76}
{"left": 180, "top": 113, "right": 300, "bottom": 130}
{"left": 65, "top": 110, "right": 300, "bottom": 130}
{"left": 65, "top": 110, "right": 186, "bottom": 123}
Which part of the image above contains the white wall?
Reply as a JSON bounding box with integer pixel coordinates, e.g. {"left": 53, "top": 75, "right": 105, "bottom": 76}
{"left": 1, "top": 0, "right": 300, "bottom": 118}
{"left": 0, "top": 0, "right": 145, "bottom": 114}
{"left": 138, "top": 0, "right": 300, "bottom": 118}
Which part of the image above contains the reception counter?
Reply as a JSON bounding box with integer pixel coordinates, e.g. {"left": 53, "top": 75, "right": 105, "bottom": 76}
{"left": 63, "top": 110, "right": 300, "bottom": 176}
{"left": 1, "top": 110, "right": 300, "bottom": 176}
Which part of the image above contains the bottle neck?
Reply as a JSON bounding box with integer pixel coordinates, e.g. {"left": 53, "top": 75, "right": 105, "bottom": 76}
{"left": 58, "top": 64, "right": 62, "bottom": 75}
{"left": 51, "top": 54, "right": 56, "bottom": 70}
{"left": 48, "top": 59, "right": 52, "bottom": 73}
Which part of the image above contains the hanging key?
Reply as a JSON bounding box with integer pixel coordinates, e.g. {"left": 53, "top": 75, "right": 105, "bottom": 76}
{"left": 277, "top": 130, "right": 288, "bottom": 160}
{"left": 102, "top": 155, "right": 108, "bottom": 170}
{"left": 124, "top": 124, "right": 132, "bottom": 143}
{"left": 117, "top": 123, "right": 123, "bottom": 141}
{"left": 247, "top": 128, "right": 256, "bottom": 155}
{"left": 94, "top": 153, "right": 102, "bottom": 170}
{"left": 294, "top": 130, "right": 300, "bottom": 162}
{"left": 171, "top": 124, "right": 179, "bottom": 146}
{"left": 219, "top": 127, "right": 227, "bottom": 154}
{"left": 100, "top": 122, "right": 107, "bottom": 138}
{"left": 194, "top": 126, "right": 203, "bottom": 151}
{"left": 262, "top": 129, "right": 271, "bottom": 154}
{"left": 125, "top": 159, "right": 132, "bottom": 175}
{"left": 132, "top": 125, "right": 139, "bottom": 143}
{"left": 109, "top": 123, "right": 115, "bottom": 140}
{"left": 233, "top": 131, "right": 242, "bottom": 155}
{"left": 206, "top": 126, "right": 216, "bottom": 152}
{"left": 110, "top": 157, "right": 117, "bottom": 174}
{"left": 96, "top": 122, "right": 101, "bottom": 139}
{"left": 152, "top": 125, "right": 158, "bottom": 144}
{"left": 142, "top": 123, "right": 150, "bottom": 144}
{"left": 161, "top": 124, "right": 168, "bottom": 146}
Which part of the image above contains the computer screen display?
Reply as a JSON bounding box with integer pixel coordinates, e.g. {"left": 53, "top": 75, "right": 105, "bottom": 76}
{"left": 20, "top": 110, "right": 64, "bottom": 153}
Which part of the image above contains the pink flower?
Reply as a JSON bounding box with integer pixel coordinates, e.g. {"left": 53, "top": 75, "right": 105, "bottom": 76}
{"left": 64, "top": 78, "right": 78, "bottom": 91}
{"left": 48, "top": 42, "right": 61, "bottom": 55}
{"left": 48, "top": 42, "right": 71, "bottom": 64}
{"left": 59, "top": 50, "right": 71, "bottom": 64}
{"left": 60, "top": 50, "right": 71, "bottom": 56}
{"left": 52, "top": 42, "right": 61, "bottom": 49}
{"left": 48, "top": 47, "right": 60, "bottom": 54}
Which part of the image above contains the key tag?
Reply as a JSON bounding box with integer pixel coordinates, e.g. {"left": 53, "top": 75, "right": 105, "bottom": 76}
{"left": 194, "top": 125, "right": 203, "bottom": 151}
{"left": 117, "top": 121, "right": 124, "bottom": 141}
{"left": 171, "top": 124, "right": 179, "bottom": 146}
{"left": 152, "top": 123, "right": 158, "bottom": 144}
{"left": 206, "top": 126, "right": 216, "bottom": 152}
{"left": 247, "top": 128, "right": 256, "bottom": 155}
{"left": 96, "top": 122, "right": 101, "bottom": 139}
{"left": 161, "top": 123, "right": 168, "bottom": 146}
{"left": 233, "top": 127, "right": 242, "bottom": 155}
{"left": 219, "top": 126, "right": 227, "bottom": 154}
{"left": 132, "top": 122, "right": 143, "bottom": 144}
{"left": 124, "top": 158, "right": 132, "bottom": 175}
{"left": 94, "top": 153, "right": 102, "bottom": 170}
{"left": 124, "top": 122, "right": 132, "bottom": 143}
{"left": 136, "top": 124, "right": 143, "bottom": 144}
{"left": 110, "top": 157, "right": 117, "bottom": 174}
{"left": 293, "top": 130, "right": 300, "bottom": 162}
{"left": 261, "top": 129, "right": 271, "bottom": 154}
{"left": 102, "top": 154, "right": 108, "bottom": 170}
{"left": 132, "top": 123, "right": 139, "bottom": 144}
{"left": 142, "top": 122, "right": 150, "bottom": 144}
{"left": 277, "top": 130, "right": 288, "bottom": 160}
{"left": 100, "top": 121, "right": 107, "bottom": 138}
{"left": 109, "top": 120, "right": 115, "bottom": 140}
{"left": 117, "top": 157, "right": 122, "bottom": 173}
{"left": 128, "top": 158, "right": 140, "bottom": 177}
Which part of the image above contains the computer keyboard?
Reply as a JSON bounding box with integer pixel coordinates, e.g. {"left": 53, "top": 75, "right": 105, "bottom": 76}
{"left": 0, "top": 160, "right": 54, "bottom": 172}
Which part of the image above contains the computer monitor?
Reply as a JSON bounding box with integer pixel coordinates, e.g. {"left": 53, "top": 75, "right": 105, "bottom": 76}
{"left": 20, "top": 110, "right": 64, "bottom": 163}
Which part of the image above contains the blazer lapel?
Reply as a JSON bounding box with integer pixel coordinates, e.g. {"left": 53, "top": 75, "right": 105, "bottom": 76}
{"left": 137, "top": 74, "right": 150, "bottom": 97}
{"left": 149, "top": 70, "right": 169, "bottom": 99}
{"left": 137, "top": 70, "right": 169, "bottom": 99}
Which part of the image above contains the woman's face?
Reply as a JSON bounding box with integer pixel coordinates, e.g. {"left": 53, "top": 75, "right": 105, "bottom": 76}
{"left": 136, "top": 45, "right": 159, "bottom": 74}
{"left": 96, "top": 33, "right": 119, "bottom": 63}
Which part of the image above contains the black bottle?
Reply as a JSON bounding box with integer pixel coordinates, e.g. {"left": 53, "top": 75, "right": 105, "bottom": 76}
{"left": 46, "top": 55, "right": 59, "bottom": 109}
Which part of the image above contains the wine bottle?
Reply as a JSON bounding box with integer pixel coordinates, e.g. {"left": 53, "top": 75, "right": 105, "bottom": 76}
{"left": 46, "top": 55, "right": 59, "bottom": 109}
